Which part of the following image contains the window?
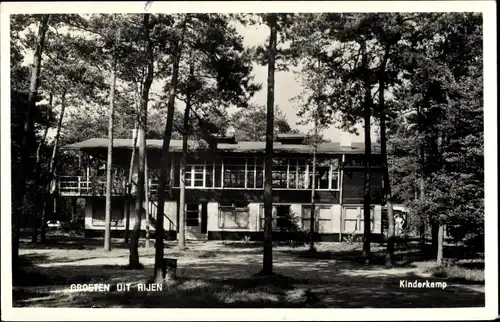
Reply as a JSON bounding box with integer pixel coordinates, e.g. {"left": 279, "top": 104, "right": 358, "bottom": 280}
{"left": 246, "top": 159, "right": 255, "bottom": 188}
{"left": 259, "top": 206, "right": 276, "bottom": 230}
{"left": 184, "top": 166, "right": 192, "bottom": 187}
{"left": 259, "top": 205, "right": 297, "bottom": 231}
{"left": 205, "top": 164, "right": 214, "bottom": 188}
{"left": 301, "top": 206, "right": 319, "bottom": 232}
{"left": 218, "top": 202, "right": 249, "bottom": 229}
{"left": 223, "top": 157, "right": 246, "bottom": 188}
{"left": 193, "top": 165, "right": 204, "bottom": 187}
{"left": 186, "top": 204, "right": 200, "bottom": 226}
{"left": 297, "top": 163, "right": 307, "bottom": 189}
{"left": 169, "top": 157, "right": 339, "bottom": 190}
{"left": 177, "top": 164, "right": 206, "bottom": 188}
{"left": 330, "top": 159, "right": 340, "bottom": 190}
{"left": 92, "top": 198, "right": 124, "bottom": 227}
{"left": 272, "top": 159, "right": 288, "bottom": 188}
{"left": 214, "top": 163, "right": 222, "bottom": 187}
{"left": 276, "top": 205, "right": 292, "bottom": 228}
{"left": 288, "top": 161, "right": 298, "bottom": 188}
{"left": 343, "top": 206, "right": 374, "bottom": 233}
{"left": 302, "top": 205, "right": 332, "bottom": 233}
{"left": 316, "top": 165, "right": 330, "bottom": 189}
{"left": 256, "top": 161, "right": 264, "bottom": 188}
{"left": 308, "top": 158, "right": 340, "bottom": 190}
{"left": 330, "top": 172, "right": 339, "bottom": 190}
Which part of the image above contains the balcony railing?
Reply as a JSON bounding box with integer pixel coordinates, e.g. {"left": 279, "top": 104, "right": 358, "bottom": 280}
{"left": 57, "top": 176, "right": 127, "bottom": 196}
{"left": 57, "top": 176, "right": 167, "bottom": 197}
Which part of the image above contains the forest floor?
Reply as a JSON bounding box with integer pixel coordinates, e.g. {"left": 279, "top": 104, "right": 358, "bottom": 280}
{"left": 13, "top": 237, "right": 485, "bottom": 308}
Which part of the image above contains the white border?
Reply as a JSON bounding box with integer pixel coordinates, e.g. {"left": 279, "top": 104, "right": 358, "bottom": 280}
{"left": 1, "top": 1, "right": 497, "bottom": 321}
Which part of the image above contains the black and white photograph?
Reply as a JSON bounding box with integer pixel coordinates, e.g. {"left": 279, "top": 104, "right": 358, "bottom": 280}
{"left": 1, "top": 1, "right": 497, "bottom": 321}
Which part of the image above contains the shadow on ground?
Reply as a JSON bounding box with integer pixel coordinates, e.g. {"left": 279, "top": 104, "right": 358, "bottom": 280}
{"left": 19, "top": 237, "right": 155, "bottom": 251}
{"left": 13, "top": 248, "right": 485, "bottom": 308}
{"left": 288, "top": 242, "right": 484, "bottom": 267}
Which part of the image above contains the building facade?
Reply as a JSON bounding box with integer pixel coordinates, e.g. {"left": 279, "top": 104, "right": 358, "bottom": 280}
{"left": 58, "top": 134, "right": 385, "bottom": 242}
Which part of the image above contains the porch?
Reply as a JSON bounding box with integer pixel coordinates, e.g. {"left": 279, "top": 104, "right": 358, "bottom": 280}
{"left": 57, "top": 175, "right": 161, "bottom": 197}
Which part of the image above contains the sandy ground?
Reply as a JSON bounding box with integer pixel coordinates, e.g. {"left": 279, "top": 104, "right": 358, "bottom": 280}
{"left": 13, "top": 239, "right": 485, "bottom": 308}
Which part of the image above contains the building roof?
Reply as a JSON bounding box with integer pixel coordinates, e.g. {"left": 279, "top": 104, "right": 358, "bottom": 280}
{"left": 61, "top": 138, "right": 381, "bottom": 154}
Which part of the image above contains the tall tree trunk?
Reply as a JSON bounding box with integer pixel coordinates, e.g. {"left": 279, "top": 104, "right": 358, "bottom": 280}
{"left": 154, "top": 16, "right": 188, "bottom": 282}
{"left": 31, "top": 92, "right": 54, "bottom": 243}
{"left": 129, "top": 14, "right": 154, "bottom": 269}
{"left": 40, "top": 90, "right": 67, "bottom": 243}
{"left": 34, "top": 91, "right": 54, "bottom": 177}
{"left": 309, "top": 112, "right": 318, "bottom": 251}
{"left": 378, "top": 46, "right": 395, "bottom": 267}
{"left": 419, "top": 178, "right": 426, "bottom": 245}
{"left": 437, "top": 224, "right": 444, "bottom": 265}
{"left": 361, "top": 40, "right": 372, "bottom": 265}
{"left": 13, "top": 14, "right": 50, "bottom": 273}
{"left": 262, "top": 13, "right": 277, "bottom": 275}
{"left": 417, "top": 102, "right": 427, "bottom": 247}
{"left": 104, "top": 28, "right": 120, "bottom": 251}
{"left": 144, "top": 152, "right": 150, "bottom": 248}
{"left": 435, "top": 134, "right": 445, "bottom": 264}
{"left": 178, "top": 60, "right": 194, "bottom": 250}
{"left": 124, "top": 118, "right": 139, "bottom": 244}
{"left": 178, "top": 107, "right": 189, "bottom": 251}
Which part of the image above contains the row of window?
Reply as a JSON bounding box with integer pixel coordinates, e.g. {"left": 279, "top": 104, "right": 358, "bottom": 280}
{"left": 171, "top": 157, "right": 341, "bottom": 190}
{"left": 217, "top": 203, "right": 375, "bottom": 233}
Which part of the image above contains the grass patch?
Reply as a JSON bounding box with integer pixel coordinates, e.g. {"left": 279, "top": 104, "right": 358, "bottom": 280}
{"left": 15, "top": 239, "right": 486, "bottom": 308}
{"left": 14, "top": 275, "right": 312, "bottom": 308}
{"left": 194, "top": 251, "right": 218, "bottom": 258}
{"left": 425, "top": 264, "right": 484, "bottom": 284}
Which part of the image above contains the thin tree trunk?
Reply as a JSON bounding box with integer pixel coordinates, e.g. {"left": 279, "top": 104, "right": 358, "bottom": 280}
{"left": 154, "top": 15, "right": 188, "bottom": 282}
{"left": 144, "top": 152, "right": 150, "bottom": 248}
{"left": 417, "top": 101, "right": 427, "bottom": 247}
{"left": 13, "top": 14, "right": 50, "bottom": 272}
{"left": 361, "top": 40, "right": 372, "bottom": 265}
{"left": 309, "top": 113, "right": 318, "bottom": 251}
{"left": 104, "top": 28, "right": 120, "bottom": 251}
{"left": 124, "top": 118, "right": 139, "bottom": 244}
{"left": 435, "top": 134, "right": 445, "bottom": 264}
{"left": 263, "top": 13, "right": 277, "bottom": 275}
{"left": 40, "top": 90, "right": 67, "bottom": 243}
{"left": 178, "top": 108, "right": 189, "bottom": 251}
{"left": 437, "top": 224, "right": 444, "bottom": 265}
{"left": 129, "top": 14, "right": 154, "bottom": 269}
{"left": 129, "top": 112, "right": 145, "bottom": 267}
{"left": 31, "top": 92, "right": 54, "bottom": 243}
{"left": 419, "top": 178, "right": 426, "bottom": 245}
{"left": 378, "top": 46, "right": 395, "bottom": 267}
{"left": 178, "top": 60, "right": 194, "bottom": 250}
{"left": 34, "top": 91, "right": 54, "bottom": 176}
{"left": 39, "top": 201, "right": 49, "bottom": 242}
{"left": 48, "top": 92, "right": 66, "bottom": 177}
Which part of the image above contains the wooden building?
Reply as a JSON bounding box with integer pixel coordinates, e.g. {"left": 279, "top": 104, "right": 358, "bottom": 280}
{"left": 58, "top": 134, "right": 384, "bottom": 241}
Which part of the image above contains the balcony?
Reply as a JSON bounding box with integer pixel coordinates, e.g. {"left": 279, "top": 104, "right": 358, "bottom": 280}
{"left": 56, "top": 156, "right": 347, "bottom": 197}
{"left": 57, "top": 176, "right": 163, "bottom": 197}
{"left": 57, "top": 176, "right": 127, "bottom": 196}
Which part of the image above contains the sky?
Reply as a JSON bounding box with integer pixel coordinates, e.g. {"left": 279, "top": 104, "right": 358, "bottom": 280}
{"left": 232, "top": 22, "right": 371, "bottom": 144}
{"left": 108, "top": 16, "right": 373, "bottom": 144}
{"left": 23, "top": 14, "right": 375, "bottom": 144}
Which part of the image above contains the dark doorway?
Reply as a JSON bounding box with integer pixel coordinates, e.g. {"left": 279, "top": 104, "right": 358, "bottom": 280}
{"left": 201, "top": 202, "right": 208, "bottom": 233}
